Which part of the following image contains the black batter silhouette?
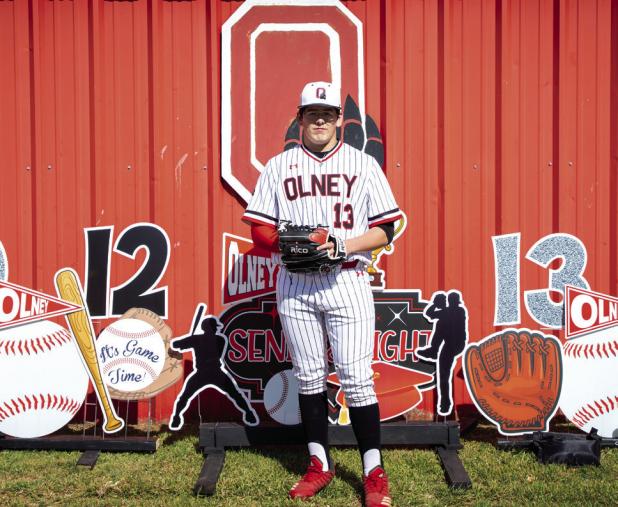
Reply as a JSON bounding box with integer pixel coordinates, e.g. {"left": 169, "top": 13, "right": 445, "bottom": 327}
{"left": 168, "top": 304, "right": 259, "bottom": 430}
{"left": 416, "top": 291, "right": 468, "bottom": 415}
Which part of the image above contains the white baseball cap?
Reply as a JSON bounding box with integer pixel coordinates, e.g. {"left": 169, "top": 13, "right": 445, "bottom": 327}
{"left": 299, "top": 81, "right": 341, "bottom": 109}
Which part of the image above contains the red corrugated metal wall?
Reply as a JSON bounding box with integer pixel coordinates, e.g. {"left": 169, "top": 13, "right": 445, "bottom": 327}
{"left": 1, "top": 0, "right": 616, "bottom": 423}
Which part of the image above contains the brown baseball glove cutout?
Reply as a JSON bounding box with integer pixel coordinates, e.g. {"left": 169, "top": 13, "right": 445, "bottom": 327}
{"left": 464, "top": 329, "right": 562, "bottom": 434}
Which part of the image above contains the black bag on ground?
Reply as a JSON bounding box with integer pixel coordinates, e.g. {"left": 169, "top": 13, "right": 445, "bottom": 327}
{"left": 531, "top": 429, "right": 601, "bottom": 466}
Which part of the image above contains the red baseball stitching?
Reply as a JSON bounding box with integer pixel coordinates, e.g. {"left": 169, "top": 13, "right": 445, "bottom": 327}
{"left": 102, "top": 357, "right": 158, "bottom": 379}
{"left": 0, "top": 329, "right": 72, "bottom": 357}
{"left": 270, "top": 372, "right": 289, "bottom": 414}
{"left": 0, "top": 393, "right": 82, "bottom": 423}
{"left": 570, "top": 394, "right": 618, "bottom": 428}
{"left": 563, "top": 339, "right": 618, "bottom": 359}
{"left": 104, "top": 325, "right": 158, "bottom": 340}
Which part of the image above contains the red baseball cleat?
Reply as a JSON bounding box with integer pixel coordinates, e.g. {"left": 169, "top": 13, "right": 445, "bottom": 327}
{"left": 289, "top": 455, "right": 335, "bottom": 500}
{"left": 363, "top": 466, "right": 392, "bottom": 507}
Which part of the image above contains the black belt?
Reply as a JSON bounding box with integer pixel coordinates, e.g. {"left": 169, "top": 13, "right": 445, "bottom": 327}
{"left": 341, "top": 260, "right": 361, "bottom": 269}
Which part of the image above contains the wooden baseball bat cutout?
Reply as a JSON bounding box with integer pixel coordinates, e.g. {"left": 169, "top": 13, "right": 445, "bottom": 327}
{"left": 54, "top": 268, "right": 124, "bottom": 433}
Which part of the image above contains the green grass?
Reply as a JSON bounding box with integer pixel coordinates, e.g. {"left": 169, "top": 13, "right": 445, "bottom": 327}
{"left": 0, "top": 423, "right": 616, "bottom": 506}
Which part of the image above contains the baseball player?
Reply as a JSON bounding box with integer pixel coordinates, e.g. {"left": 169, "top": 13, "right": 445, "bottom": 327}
{"left": 243, "top": 82, "right": 402, "bottom": 507}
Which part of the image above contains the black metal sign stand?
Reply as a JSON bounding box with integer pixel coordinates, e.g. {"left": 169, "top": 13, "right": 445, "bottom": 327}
{"left": 0, "top": 399, "right": 157, "bottom": 468}
{"left": 0, "top": 433, "right": 157, "bottom": 451}
{"left": 193, "top": 420, "right": 472, "bottom": 496}
{"left": 498, "top": 434, "right": 618, "bottom": 449}
{"left": 0, "top": 433, "right": 157, "bottom": 469}
{"left": 497, "top": 432, "right": 618, "bottom": 452}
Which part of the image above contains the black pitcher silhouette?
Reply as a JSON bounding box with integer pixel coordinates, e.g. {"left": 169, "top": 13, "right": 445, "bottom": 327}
{"left": 416, "top": 291, "right": 468, "bottom": 415}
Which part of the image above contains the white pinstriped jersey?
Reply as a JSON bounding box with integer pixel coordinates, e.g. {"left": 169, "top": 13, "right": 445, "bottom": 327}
{"left": 243, "top": 141, "right": 402, "bottom": 264}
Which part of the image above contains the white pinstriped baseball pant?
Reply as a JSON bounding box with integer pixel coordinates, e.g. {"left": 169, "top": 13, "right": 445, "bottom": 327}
{"left": 276, "top": 264, "right": 377, "bottom": 407}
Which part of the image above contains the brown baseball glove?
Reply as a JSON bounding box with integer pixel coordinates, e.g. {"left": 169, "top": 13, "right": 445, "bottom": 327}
{"left": 464, "top": 329, "right": 562, "bottom": 434}
{"left": 278, "top": 222, "right": 346, "bottom": 273}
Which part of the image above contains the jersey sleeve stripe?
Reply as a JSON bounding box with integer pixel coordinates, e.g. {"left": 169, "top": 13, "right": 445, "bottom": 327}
{"left": 368, "top": 208, "right": 401, "bottom": 222}
{"left": 243, "top": 216, "right": 277, "bottom": 227}
{"left": 369, "top": 214, "right": 403, "bottom": 227}
{"left": 242, "top": 210, "right": 278, "bottom": 226}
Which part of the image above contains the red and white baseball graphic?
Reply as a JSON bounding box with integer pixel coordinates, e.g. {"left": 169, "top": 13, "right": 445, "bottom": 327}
{"left": 262, "top": 369, "right": 301, "bottom": 425}
{"left": 0, "top": 320, "right": 89, "bottom": 438}
{"left": 96, "top": 312, "right": 166, "bottom": 394}
{"left": 561, "top": 286, "right": 618, "bottom": 438}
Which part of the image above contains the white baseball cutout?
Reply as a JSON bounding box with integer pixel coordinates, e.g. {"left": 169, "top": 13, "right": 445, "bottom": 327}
{"left": 560, "top": 328, "right": 618, "bottom": 438}
{"left": 96, "top": 318, "right": 166, "bottom": 393}
{"left": 0, "top": 320, "right": 89, "bottom": 438}
{"left": 263, "top": 369, "right": 301, "bottom": 425}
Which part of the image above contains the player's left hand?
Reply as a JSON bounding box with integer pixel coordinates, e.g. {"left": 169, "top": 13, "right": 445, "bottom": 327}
{"left": 317, "top": 233, "right": 347, "bottom": 261}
